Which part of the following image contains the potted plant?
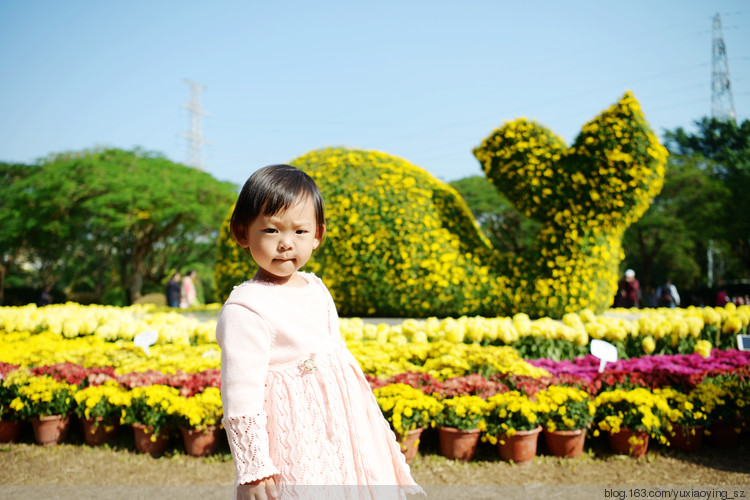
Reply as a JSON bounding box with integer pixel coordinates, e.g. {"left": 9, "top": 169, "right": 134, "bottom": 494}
{"left": 653, "top": 387, "right": 708, "bottom": 452}
{"left": 483, "top": 391, "right": 541, "bottom": 464}
{"left": 73, "top": 380, "right": 128, "bottom": 446}
{"left": 119, "top": 384, "right": 182, "bottom": 456}
{"left": 373, "top": 383, "right": 442, "bottom": 462}
{"left": 592, "top": 388, "right": 673, "bottom": 457}
{"left": 535, "top": 385, "right": 594, "bottom": 458}
{"left": 172, "top": 387, "right": 223, "bottom": 456}
{"left": 691, "top": 378, "right": 748, "bottom": 447}
{"left": 0, "top": 367, "right": 24, "bottom": 442}
{"left": 434, "top": 395, "right": 489, "bottom": 461}
{"left": 9, "top": 374, "right": 76, "bottom": 446}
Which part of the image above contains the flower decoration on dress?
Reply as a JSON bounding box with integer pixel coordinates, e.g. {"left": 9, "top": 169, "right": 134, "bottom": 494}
{"left": 299, "top": 357, "right": 318, "bottom": 373}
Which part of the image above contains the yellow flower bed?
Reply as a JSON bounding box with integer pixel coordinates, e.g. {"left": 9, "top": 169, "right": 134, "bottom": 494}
{"left": 0, "top": 303, "right": 216, "bottom": 344}
{"left": 347, "top": 339, "right": 549, "bottom": 379}
{"left": 592, "top": 388, "right": 677, "bottom": 444}
{"left": 173, "top": 387, "right": 223, "bottom": 430}
{"left": 9, "top": 372, "right": 76, "bottom": 418}
{"left": 0, "top": 329, "right": 220, "bottom": 374}
{"left": 373, "top": 383, "right": 443, "bottom": 435}
{"left": 483, "top": 391, "right": 540, "bottom": 443}
{"left": 1, "top": 304, "right": 748, "bottom": 368}
{"left": 534, "top": 385, "right": 595, "bottom": 432}
{"left": 435, "top": 395, "right": 490, "bottom": 431}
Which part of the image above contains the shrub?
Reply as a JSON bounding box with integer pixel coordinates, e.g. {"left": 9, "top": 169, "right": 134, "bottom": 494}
{"left": 214, "top": 148, "right": 510, "bottom": 317}
{"left": 215, "top": 92, "right": 667, "bottom": 318}
{"left": 474, "top": 91, "right": 667, "bottom": 317}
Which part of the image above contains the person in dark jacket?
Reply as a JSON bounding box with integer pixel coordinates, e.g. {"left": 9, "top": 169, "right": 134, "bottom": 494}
{"left": 166, "top": 272, "right": 181, "bottom": 308}
{"left": 616, "top": 269, "right": 640, "bottom": 308}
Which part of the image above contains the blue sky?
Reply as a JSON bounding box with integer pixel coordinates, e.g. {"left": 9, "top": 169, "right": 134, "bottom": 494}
{"left": 1, "top": 1, "right": 748, "bottom": 187}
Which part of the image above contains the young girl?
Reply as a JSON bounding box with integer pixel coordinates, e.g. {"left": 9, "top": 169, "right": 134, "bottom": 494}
{"left": 216, "top": 164, "right": 422, "bottom": 500}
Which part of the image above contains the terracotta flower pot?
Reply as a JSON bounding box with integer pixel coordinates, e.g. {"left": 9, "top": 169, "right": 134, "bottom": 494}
{"left": 667, "top": 424, "right": 704, "bottom": 453}
{"left": 31, "top": 414, "right": 70, "bottom": 446}
{"left": 543, "top": 428, "right": 587, "bottom": 458}
{"left": 81, "top": 416, "right": 120, "bottom": 446}
{"left": 0, "top": 419, "right": 22, "bottom": 443}
{"left": 397, "top": 427, "right": 424, "bottom": 463}
{"left": 608, "top": 428, "right": 649, "bottom": 457}
{"left": 179, "top": 425, "right": 221, "bottom": 457}
{"left": 497, "top": 426, "right": 542, "bottom": 464}
{"left": 132, "top": 423, "right": 171, "bottom": 457}
{"left": 707, "top": 420, "right": 741, "bottom": 447}
{"left": 438, "top": 426, "right": 481, "bottom": 461}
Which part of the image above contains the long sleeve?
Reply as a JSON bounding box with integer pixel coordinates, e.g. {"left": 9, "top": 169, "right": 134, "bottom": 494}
{"left": 216, "top": 303, "right": 280, "bottom": 484}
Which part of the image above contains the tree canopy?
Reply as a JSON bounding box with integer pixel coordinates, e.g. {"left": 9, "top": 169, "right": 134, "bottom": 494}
{"left": 621, "top": 153, "right": 728, "bottom": 295}
{"left": 1, "top": 148, "right": 237, "bottom": 305}
{"left": 663, "top": 118, "right": 750, "bottom": 276}
{"left": 449, "top": 175, "right": 540, "bottom": 256}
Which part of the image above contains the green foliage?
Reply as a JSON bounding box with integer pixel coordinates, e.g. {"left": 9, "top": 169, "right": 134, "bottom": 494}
{"left": 509, "top": 337, "right": 588, "bottom": 361}
{"left": 215, "top": 93, "right": 667, "bottom": 318}
{"left": 623, "top": 153, "right": 728, "bottom": 292}
{"left": 0, "top": 162, "right": 38, "bottom": 305}
{"left": 2, "top": 148, "right": 236, "bottom": 305}
{"left": 450, "top": 176, "right": 540, "bottom": 256}
{"left": 664, "top": 118, "right": 750, "bottom": 279}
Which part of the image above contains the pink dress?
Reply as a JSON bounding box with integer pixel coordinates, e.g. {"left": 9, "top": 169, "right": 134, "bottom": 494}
{"left": 216, "top": 272, "right": 422, "bottom": 499}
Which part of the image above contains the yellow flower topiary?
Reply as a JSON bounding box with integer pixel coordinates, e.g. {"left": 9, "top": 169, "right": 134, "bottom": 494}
{"left": 474, "top": 90, "right": 667, "bottom": 317}
{"left": 214, "top": 92, "right": 667, "bottom": 318}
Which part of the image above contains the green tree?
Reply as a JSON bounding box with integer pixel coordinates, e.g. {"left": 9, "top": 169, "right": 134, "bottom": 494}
{"left": 622, "top": 154, "right": 728, "bottom": 296}
{"left": 0, "top": 162, "right": 37, "bottom": 305}
{"left": 450, "top": 175, "right": 540, "bottom": 256}
{"left": 9, "top": 148, "right": 237, "bottom": 304}
{"left": 664, "top": 118, "right": 750, "bottom": 277}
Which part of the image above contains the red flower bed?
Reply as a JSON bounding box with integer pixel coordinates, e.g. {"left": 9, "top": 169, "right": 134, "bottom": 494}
{"left": 30, "top": 362, "right": 116, "bottom": 387}
{"left": 494, "top": 373, "right": 601, "bottom": 396}
{"left": 437, "top": 373, "right": 508, "bottom": 398}
{"left": 366, "top": 371, "right": 508, "bottom": 398}
{"left": 8, "top": 362, "right": 222, "bottom": 397}
{"left": 0, "top": 362, "right": 19, "bottom": 377}
{"left": 116, "top": 368, "right": 221, "bottom": 396}
{"left": 165, "top": 369, "right": 221, "bottom": 397}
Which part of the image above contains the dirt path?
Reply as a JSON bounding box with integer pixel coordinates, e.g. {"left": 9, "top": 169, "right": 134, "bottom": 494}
{"left": 1, "top": 429, "right": 748, "bottom": 500}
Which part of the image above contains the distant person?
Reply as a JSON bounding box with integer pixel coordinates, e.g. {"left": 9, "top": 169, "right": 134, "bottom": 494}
{"left": 715, "top": 279, "right": 728, "bottom": 306}
{"left": 616, "top": 269, "right": 640, "bottom": 308}
{"left": 39, "top": 286, "right": 53, "bottom": 306}
{"left": 643, "top": 288, "right": 658, "bottom": 308}
{"left": 657, "top": 278, "right": 680, "bottom": 308}
{"left": 180, "top": 269, "right": 198, "bottom": 308}
{"left": 166, "top": 272, "right": 181, "bottom": 308}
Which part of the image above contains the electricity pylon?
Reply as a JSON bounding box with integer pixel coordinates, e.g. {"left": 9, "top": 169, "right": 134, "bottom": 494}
{"left": 711, "top": 13, "right": 737, "bottom": 121}
{"left": 181, "top": 79, "right": 208, "bottom": 169}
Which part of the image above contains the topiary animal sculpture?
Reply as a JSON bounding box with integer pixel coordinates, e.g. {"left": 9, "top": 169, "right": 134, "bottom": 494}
{"left": 214, "top": 91, "right": 667, "bottom": 318}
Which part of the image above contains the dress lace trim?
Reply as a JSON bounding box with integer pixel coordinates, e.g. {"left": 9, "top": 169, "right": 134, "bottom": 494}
{"left": 223, "top": 413, "right": 280, "bottom": 484}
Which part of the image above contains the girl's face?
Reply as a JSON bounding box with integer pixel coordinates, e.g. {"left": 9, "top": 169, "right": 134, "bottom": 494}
{"left": 238, "top": 196, "right": 324, "bottom": 286}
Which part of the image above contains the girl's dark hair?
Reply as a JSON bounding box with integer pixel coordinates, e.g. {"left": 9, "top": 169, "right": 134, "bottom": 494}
{"left": 230, "top": 164, "right": 326, "bottom": 244}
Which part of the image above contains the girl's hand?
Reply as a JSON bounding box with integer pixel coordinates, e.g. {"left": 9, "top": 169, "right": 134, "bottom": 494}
{"left": 237, "top": 476, "right": 278, "bottom": 500}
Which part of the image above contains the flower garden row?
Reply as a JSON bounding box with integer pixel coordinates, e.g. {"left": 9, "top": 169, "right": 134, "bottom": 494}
{"left": 2, "top": 302, "right": 748, "bottom": 359}
{"left": 1, "top": 303, "right": 749, "bottom": 461}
